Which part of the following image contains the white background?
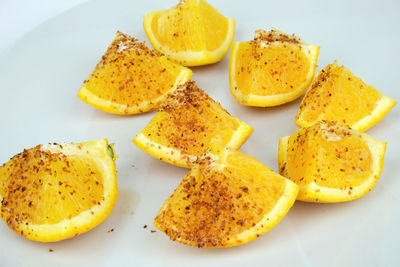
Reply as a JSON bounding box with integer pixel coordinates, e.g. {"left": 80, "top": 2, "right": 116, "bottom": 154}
{"left": 0, "top": 0, "right": 88, "bottom": 54}
{"left": 0, "top": 0, "right": 399, "bottom": 266}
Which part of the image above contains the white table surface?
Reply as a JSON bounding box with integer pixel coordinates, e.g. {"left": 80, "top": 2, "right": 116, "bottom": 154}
{"left": 0, "top": 0, "right": 88, "bottom": 55}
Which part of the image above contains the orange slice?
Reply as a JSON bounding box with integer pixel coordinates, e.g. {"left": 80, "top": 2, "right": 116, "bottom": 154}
{"left": 229, "top": 28, "right": 319, "bottom": 107}
{"left": 154, "top": 149, "right": 299, "bottom": 247}
{"left": 133, "top": 80, "right": 253, "bottom": 168}
{"left": 296, "top": 61, "right": 396, "bottom": 131}
{"left": 143, "top": 0, "right": 235, "bottom": 66}
{"left": 278, "top": 121, "right": 386, "bottom": 202}
{"left": 78, "top": 31, "right": 192, "bottom": 115}
{"left": 0, "top": 139, "right": 118, "bottom": 242}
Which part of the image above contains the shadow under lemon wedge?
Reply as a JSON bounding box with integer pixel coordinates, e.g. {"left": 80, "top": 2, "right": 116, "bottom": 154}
{"left": 77, "top": 31, "right": 192, "bottom": 115}
{"left": 143, "top": 0, "right": 235, "bottom": 66}
{"left": 133, "top": 80, "right": 253, "bottom": 168}
{"left": 296, "top": 61, "right": 396, "bottom": 132}
{"left": 154, "top": 149, "right": 299, "bottom": 248}
{"left": 229, "top": 28, "right": 319, "bottom": 107}
{"left": 278, "top": 121, "right": 386, "bottom": 203}
{"left": 0, "top": 139, "right": 118, "bottom": 242}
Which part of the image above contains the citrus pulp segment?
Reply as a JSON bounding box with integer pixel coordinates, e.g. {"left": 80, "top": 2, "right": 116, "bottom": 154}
{"left": 143, "top": 0, "right": 235, "bottom": 66}
{"left": 229, "top": 28, "right": 319, "bottom": 107}
{"left": 0, "top": 139, "right": 118, "bottom": 242}
{"left": 154, "top": 149, "right": 299, "bottom": 248}
{"left": 296, "top": 61, "right": 396, "bottom": 131}
{"left": 278, "top": 121, "right": 386, "bottom": 202}
{"left": 78, "top": 31, "right": 192, "bottom": 115}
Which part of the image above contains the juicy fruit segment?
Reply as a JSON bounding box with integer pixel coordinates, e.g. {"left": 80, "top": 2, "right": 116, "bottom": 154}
{"left": 229, "top": 29, "right": 319, "bottom": 107}
{"left": 78, "top": 31, "right": 192, "bottom": 115}
{"left": 154, "top": 149, "right": 299, "bottom": 248}
{"left": 143, "top": 0, "right": 235, "bottom": 66}
{"left": 278, "top": 121, "right": 386, "bottom": 202}
{"left": 133, "top": 80, "right": 253, "bottom": 168}
{"left": 296, "top": 61, "right": 396, "bottom": 131}
{"left": 0, "top": 139, "right": 118, "bottom": 242}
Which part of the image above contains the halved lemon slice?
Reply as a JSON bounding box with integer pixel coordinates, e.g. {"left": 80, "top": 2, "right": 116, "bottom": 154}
{"left": 0, "top": 139, "right": 118, "bottom": 242}
{"left": 296, "top": 61, "right": 396, "bottom": 131}
{"left": 133, "top": 80, "right": 253, "bottom": 168}
{"left": 278, "top": 121, "right": 386, "bottom": 202}
{"left": 154, "top": 149, "right": 299, "bottom": 248}
{"left": 229, "top": 28, "right": 319, "bottom": 107}
{"left": 78, "top": 31, "right": 192, "bottom": 115}
{"left": 143, "top": 0, "right": 235, "bottom": 66}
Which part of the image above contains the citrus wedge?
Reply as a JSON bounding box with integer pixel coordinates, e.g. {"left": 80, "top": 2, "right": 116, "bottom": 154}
{"left": 296, "top": 61, "right": 396, "bottom": 131}
{"left": 278, "top": 121, "right": 386, "bottom": 202}
{"left": 133, "top": 80, "right": 253, "bottom": 168}
{"left": 0, "top": 139, "right": 118, "bottom": 242}
{"left": 78, "top": 31, "right": 192, "bottom": 115}
{"left": 154, "top": 149, "right": 299, "bottom": 248}
{"left": 229, "top": 28, "right": 319, "bottom": 107}
{"left": 143, "top": 0, "right": 235, "bottom": 66}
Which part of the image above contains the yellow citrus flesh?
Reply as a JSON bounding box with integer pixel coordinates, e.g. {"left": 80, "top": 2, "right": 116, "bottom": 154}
{"left": 143, "top": 0, "right": 235, "bottom": 66}
{"left": 278, "top": 121, "right": 386, "bottom": 202}
{"left": 78, "top": 31, "right": 192, "bottom": 115}
{"left": 229, "top": 29, "right": 319, "bottom": 107}
{"left": 133, "top": 80, "right": 253, "bottom": 168}
{"left": 296, "top": 61, "right": 396, "bottom": 131}
{"left": 0, "top": 139, "right": 118, "bottom": 242}
{"left": 154, "top": 149, "right": 299, "bottom": 248}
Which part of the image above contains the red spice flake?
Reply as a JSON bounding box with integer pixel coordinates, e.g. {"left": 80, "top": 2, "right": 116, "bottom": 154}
{"left": 236, "top": 219, "right": 246, "bottom": 226}
{"left": 107, "top": 228, "right": 114, "bottom": 233}
{"left": 150, "top": 230, "right": 157, "bottom": 233}
{"left": 49, "top": 249, "right": 54, "bottom": 252}
{"left": 143, "top": 225, "right": 147, "bottom": 229}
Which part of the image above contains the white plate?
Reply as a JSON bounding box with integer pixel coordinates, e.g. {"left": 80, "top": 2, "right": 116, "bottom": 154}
{"left": 0, "top": 0, "right": 399, "bottom": 266}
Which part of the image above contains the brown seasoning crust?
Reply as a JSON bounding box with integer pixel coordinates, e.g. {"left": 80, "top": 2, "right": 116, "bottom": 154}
{"left": 92, "top": 31, "right": 160, "bottom": 71}
{"left": 160, "top": 81, "right": 220, "bottom": 113}
{"left": 254, "top": 29, "right": 301, "bottom": 45}
{"left": 149, "top": 80, "right": 237, "bottom": 162}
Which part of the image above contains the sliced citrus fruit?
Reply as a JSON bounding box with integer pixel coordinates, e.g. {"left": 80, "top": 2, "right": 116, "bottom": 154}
{"left": 143, "top": 0, "right": 235, "bottom": 66}
{"left": 278, "top": 121, "right": 386, "bottom": 202}
{"left": 78, "top": 31, "right": 192, "bottom": 115}
{"left": 229, "top": 28, "right": 319, "bottom": 107}
{"left": 296, "top": 61, "right": 396, "bottom": 132}
{"left": 154, "top": 149, "right": 299, "bottom": 248}
{"left": 133, "top": 80, "right": 253, "bottom": 168}
{"left": 0, "top": 139, "right": 118, "bottom": 242}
